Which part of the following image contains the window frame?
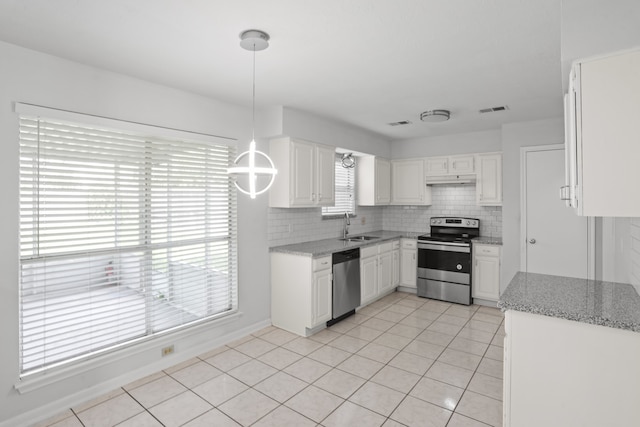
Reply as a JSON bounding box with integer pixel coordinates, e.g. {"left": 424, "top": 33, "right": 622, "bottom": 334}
{"left": 15, "top": 103, "right": 238, "bottom": 379}
{"left": 322, "top": 153, "right": 356, "bottom": 219}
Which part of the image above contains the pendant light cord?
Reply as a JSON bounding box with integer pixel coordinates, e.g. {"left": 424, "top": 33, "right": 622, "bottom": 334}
{"left": 252, "top": 43, "right": 256, "bottom": 142}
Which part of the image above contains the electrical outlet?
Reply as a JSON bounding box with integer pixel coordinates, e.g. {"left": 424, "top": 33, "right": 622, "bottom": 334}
{"left": 161, "top": 345, "right": 174, "bottom": 357}
{"left": 361, "top": 216, "right": 366, "bottom": 225}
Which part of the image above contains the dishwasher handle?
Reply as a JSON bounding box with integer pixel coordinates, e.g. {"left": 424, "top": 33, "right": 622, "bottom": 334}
{"left": 332, "top": 248, "right": 360, "bottom": 264}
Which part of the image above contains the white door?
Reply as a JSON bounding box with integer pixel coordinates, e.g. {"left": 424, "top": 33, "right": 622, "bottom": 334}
{"left": 522, "top": 146, "right": 590, "bottom": 279}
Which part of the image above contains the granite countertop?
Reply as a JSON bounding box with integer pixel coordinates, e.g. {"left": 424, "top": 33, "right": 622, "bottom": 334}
{"left": 269, "top": 230, "right": 421, "bottom": 257}
{"left": 498, "top": 271, "right": 640, "bottom": 333}
{"left": 472, "top": 237, "right": 503, "bottom": 245}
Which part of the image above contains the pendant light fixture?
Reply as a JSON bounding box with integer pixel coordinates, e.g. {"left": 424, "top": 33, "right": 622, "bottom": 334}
{"left": 227, "top": 29, "right": 277, "bottom": 199}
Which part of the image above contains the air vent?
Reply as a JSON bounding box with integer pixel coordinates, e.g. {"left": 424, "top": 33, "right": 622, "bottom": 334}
{"left": 387, "top": 120, "right": 412, "bottom": 126}
{"left": 479, "top": 105, "right": 509, "bottom": 114}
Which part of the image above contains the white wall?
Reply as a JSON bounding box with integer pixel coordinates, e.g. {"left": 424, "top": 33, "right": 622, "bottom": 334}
{"left": 0, "top": 41, "right": 271, "bottom": 426}
{"left": 561, "top": 0, "right": 640, "bottom": 88}
{"left": 501, "top": 118, "right": 565, "bottom": 291}
{"left": 283, "top": 107, "right": 391, "bottom": 157}
{"left": 391, "top": 129, "right": 502, "bottom": 159}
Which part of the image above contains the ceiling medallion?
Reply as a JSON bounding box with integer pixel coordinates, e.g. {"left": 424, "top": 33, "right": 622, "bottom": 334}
{"left": 227, "top": 29, "right": 277, "bottom": 199}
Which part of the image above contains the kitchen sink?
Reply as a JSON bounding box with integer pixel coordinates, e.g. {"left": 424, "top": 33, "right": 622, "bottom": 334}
{"left": 339, "top": 235, "right": 380, "bottom": 242}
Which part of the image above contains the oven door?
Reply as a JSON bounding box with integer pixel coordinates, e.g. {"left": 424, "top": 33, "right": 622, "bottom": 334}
{"left": 417, "top": 241, "right": 471, "bottom": 285}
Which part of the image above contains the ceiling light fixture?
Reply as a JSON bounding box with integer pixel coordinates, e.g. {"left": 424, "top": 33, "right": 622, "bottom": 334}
{"left": 420, "top": 109, "right": 451, "bottom": 123}
{"left": 227, "top": 29, "right": 277, "bottom": 199}
{"left": 341, "top": 153, "right": 355, "bottom": 168}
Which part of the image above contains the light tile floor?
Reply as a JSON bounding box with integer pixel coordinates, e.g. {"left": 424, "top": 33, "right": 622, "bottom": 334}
{"left": 35, "top": 292, "right": 505, "bottom": 427}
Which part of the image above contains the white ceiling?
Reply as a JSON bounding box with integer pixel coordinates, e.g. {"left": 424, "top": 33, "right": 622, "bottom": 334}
{"left": 0, "top": 0, "right": 563, "bottom": 140}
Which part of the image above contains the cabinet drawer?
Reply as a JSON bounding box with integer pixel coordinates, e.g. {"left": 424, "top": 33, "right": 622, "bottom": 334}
{"left": 475, "top": 245, "right": 500, "bottom": 257}
{"left": 378, "top": 242, "right": 393, "bottom": 254}
{"left": 392, "top": 240, "right": 400, "bottom": 250}
{"left": 313, "top": 256, "right": 332, "bottom": 271}
{"left": 402, "top": 239, "right": 417, "bottom": 249}
{"left": 361, "top": 245, "right": 378, "bottom": 259}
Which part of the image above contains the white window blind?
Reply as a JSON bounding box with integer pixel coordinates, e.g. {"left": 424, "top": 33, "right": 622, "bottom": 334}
{"left": 18, "top": 114, "right": 237, "bottom": 376}
{"left": 322, "top": 154, "right": 355, "bottom": 216}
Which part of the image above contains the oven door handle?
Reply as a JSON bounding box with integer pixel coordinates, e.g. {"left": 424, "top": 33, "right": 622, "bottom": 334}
{"left": 418, "top": 242, "right": 470, "bottom": 253}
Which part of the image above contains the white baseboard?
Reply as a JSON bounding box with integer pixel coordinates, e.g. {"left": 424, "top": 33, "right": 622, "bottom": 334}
{"left": 1, "top": 317, "right": 272, "bottom": 427}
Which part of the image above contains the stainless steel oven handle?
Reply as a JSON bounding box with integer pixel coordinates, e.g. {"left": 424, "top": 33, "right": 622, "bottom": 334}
{"left": 418, "top": 242, "right": 470, "bottom": 253}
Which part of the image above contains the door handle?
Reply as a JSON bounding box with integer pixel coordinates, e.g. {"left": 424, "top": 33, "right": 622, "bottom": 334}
{"left": 529, "top": 239, "right": 536, "bottom": 244}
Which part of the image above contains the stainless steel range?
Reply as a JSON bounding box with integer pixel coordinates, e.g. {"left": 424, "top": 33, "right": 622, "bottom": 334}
{"left": 417, "top": 217, "right": 480, "bottom": 305}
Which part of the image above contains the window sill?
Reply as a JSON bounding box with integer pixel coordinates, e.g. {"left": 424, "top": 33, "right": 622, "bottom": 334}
{"left": 15, "top": 310, "right": 242, "bottom": 394}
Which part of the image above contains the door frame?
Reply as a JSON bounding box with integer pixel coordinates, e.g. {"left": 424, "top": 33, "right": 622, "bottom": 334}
{"left": 520, "top": 144, "right": 595, "bottom": 279}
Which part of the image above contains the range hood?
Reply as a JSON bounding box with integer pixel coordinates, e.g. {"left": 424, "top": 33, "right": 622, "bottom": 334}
{"left": 426, "top": 174, "right": 477, "bottom": 185}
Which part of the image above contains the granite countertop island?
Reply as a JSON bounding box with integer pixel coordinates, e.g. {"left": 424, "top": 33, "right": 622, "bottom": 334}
{"left": 269, "top": 230, "right": 422, "bottom": 257}
{"left": 498, "top": 271, "right": 640, "bottom": 333}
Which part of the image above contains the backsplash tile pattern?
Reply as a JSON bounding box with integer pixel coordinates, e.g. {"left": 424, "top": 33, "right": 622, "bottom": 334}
{"left": 268, "top": 184, "right": 502, "bottom": 247}
{"left": 383, "top": 185, "right": 502, "bottom": 238}
{"left": 268, "top": 206, "right": 384, "bottom": 247}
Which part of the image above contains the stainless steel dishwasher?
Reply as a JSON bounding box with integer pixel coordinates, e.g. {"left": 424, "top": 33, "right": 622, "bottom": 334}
{"left": 328, "top": 248, "right": 361, "bottom": 326}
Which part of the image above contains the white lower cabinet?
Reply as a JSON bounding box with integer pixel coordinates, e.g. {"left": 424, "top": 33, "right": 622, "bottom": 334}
{"left": 360, "top": 240, "right": 399, "bottom": 306}
{"left": 360, "top": 246, "right": 378, "bottom": 306}
{"left": 472, "top": 244, "right": 501, "bottom": 302}
{"left": 504, "top": 310, "right": 640, "bottom": 427}
{"left": 311, "top": 260, "right": 333, "bottom": 327}
{"left": 400, "top": 238, "right": 417, "bottom": 289}
{"left": 271, "top": 253, "right": 332, "bottom": 336}
{"left": 272, "top": 239, "right": 402, "bottom": 337}
{"left": 392, "top": 241, "right": 400, "bottom": 287}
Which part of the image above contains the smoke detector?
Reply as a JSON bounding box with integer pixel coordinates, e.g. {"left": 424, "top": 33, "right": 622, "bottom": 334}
{"left": 420, "top": 110, "right": 450, "bottom": 123}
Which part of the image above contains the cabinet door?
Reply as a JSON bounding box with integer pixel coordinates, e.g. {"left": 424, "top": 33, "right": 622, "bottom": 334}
{"left": 312, "top": 268, "right": 332, "bottom": 326}
{"left": 425, "top": 157, "right": 449, "bottom": 175}
{"left": 290, "top": 140, "right": 315, "bottom": 206}
{"left": 392, "top": 249, "right": 400, "bottom": 286}
{"left": 401, "top": 247, "right": 417, "bottom": 288}
{"left": 360, "top": 256, "right": 377, "bottom": 305}
{"left": 378, "top": 251, "right": 394, "bottom": 295}
{"left": 449, "top": 155, "right": 475, "bottom": 174}
{"left": 375, "top": 158, "right": 391, "bottom": 204}
{"left": 391, "top": 159, "right": 428, "bottom": 205}
{"left": 473, "top": 250, "right": 500, "bottom": 301}
{"left": 316, "top": 144, "right": 335, "bottom": 206}
{"left": 578, "top": 51, "right": 640, "bottom": 216}
{"left": 477, "top": 153, "right": 502, "bottom": 206}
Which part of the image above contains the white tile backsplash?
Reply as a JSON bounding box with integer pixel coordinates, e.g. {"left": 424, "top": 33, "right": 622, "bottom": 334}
{"left": 268, "top": 184, "right": 502, "bottom": 247}
{"left": 384, "top": 185, "right": 502, "bottom": 238}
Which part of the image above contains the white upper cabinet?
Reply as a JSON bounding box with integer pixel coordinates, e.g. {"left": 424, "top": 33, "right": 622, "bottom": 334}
{"left": 269, "top": 137, "right": 335, "bottom": 208}
{"left": 566, "top": 49, "right": 640, "bottom": 216}
{"left": 425, "top": 155, "right": 475, "bottom": 176}
{"left": 476, "top": 153, "right": 502, "bottom": 206}
{"left": 391, "top": 159, "right": 432, "bottom": 205}
{"left": 425, "top": 156, "right": 449, "bottom": 175}
{"left": 357, "top": 156, "right": 390, "bottom": 205}
{"left": 449, "top": 155, "right": 475, "bottom": 174}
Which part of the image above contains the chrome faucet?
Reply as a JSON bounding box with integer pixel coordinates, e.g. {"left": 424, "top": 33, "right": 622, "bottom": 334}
{"left": 343, "top": 212, "right": 350, "bottom": 239}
